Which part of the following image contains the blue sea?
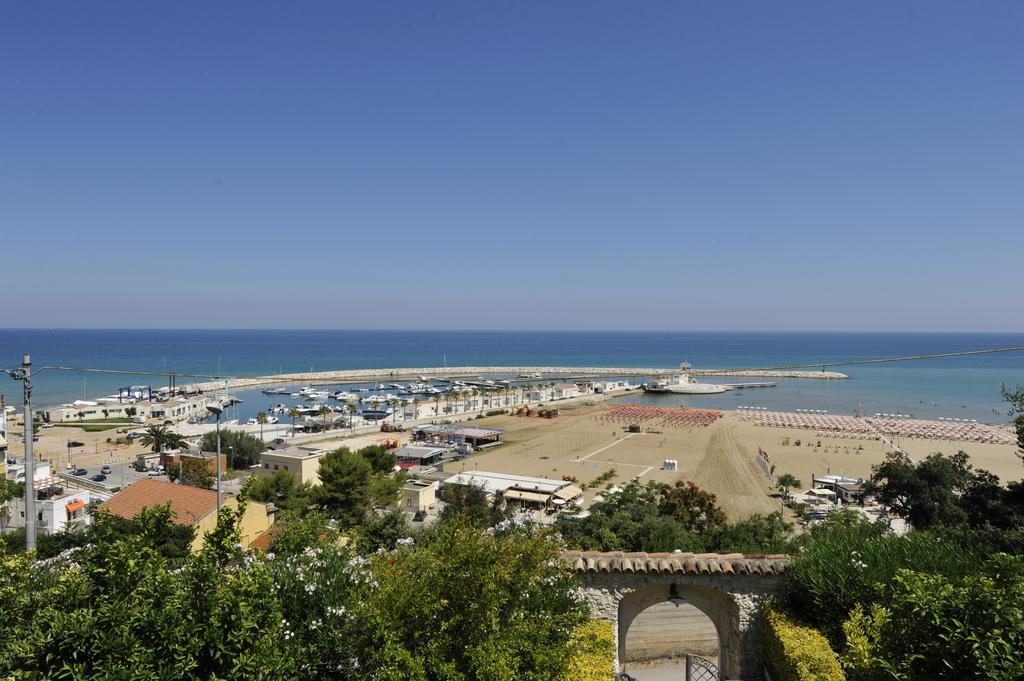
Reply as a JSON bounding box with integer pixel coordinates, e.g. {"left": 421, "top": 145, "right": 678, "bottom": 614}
{"left": 1, "top": 329, "right": 1023, "bottom": 424}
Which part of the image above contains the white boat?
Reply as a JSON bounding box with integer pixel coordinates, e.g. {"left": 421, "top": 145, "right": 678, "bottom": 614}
{"left": 643, "top": 363, "right": 731, "bottom": 395}
{"left": 332, "top": 391, "right": 358, "bottom": 401}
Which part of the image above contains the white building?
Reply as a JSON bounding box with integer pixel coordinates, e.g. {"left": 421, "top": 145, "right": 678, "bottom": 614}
{"left": 442, "top": 470, "right": 583, "bottom": 508}
{"left": 44, "top": 396, "right": 213, "bottom": 424}
{"left": 5, "top": 461, "right": 53, "bottom": 483}
{"left": 4, "top": 481, "right": 92, "bottom": 535}
{"left": 0, "top": 404, "right": 10, "bottom": 459}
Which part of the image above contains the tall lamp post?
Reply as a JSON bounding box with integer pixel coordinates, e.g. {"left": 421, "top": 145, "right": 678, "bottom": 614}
{"left": 206, "top": 403, "right": 224, "bottom": 517}
{"left": 2, "top": 355, "right": 36, "bottom": 551}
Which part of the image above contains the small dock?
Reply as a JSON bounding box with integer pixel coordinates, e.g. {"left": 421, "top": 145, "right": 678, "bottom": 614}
{"left": 723, "top": 382, "right": 777, "bottom": 389}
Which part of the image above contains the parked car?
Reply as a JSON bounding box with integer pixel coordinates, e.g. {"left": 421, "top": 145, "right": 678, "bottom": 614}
{"left": 147, "top": 467, "right": 165, "bottom": 477}
{"left": 89, "top": 474, "right": 107, "bottom": 482}
{"left": 413, "top": 510, "right": 427, "bottom": 522}
{"left": 71, "top": 468, "right": 88, "bottom": 476}
{"left": 100, "top": 465, "right": 112, "bottom": 474}
{"left": 67, "top": 440, "right": 85, "bottom": 448}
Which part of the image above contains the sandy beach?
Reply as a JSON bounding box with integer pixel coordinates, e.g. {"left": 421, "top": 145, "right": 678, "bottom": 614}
{"left": 451, "top": 407, "right": 1022, "bottom": 520}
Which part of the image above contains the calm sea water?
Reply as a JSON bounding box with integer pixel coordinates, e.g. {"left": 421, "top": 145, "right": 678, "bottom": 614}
{"left": 1, "top": 330, "right": 1023, "bottom": 424}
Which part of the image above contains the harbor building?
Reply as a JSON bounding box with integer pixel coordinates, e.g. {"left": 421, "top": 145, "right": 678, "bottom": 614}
{"left": 43, "top": 395, "right": 214, "bottom": 424}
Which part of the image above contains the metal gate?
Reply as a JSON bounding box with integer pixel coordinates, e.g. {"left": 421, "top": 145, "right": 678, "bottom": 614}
{"left": 685, "top": 653, "right": 719, "bottom": 681}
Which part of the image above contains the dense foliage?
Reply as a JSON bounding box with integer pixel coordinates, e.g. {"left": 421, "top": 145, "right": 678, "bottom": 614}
{"left": 199, "top": 429, "right": 266, "bottom": 469}
{"left": 437, "top": 481, "right": 511, "bottom": 528}
{"left": 167, "top": 457, "right": 214, "bottom": 488}
{"left": 558, "top": 479, "right": 793, "bottom": 554}
{"left": 0, "top": 505, "right": 591, "bottom": 680}
{"left": 785, "top": 511, "right": 986, "bottom": 643}
{"left": 841, "top": 554, "right": 1024, "bottom": 681}
{"left": 867, "top": 451, "right": 1024, "bottom": 530}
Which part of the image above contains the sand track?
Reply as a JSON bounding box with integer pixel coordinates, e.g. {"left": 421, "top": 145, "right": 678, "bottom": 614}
{"left": 692, "top": 424, "right": 776, "bottom": 518}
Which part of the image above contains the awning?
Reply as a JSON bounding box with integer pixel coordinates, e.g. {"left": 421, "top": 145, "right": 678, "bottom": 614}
{"left": 66, "top": 499, "right": 86, "bottom": 513}
{"left": 503, "top": 490, "right": 550, "bottom": 503}
{"left": 553, "top": 484, "right": 583, "bottom": 501}
{"left": 0, "top": 434, "right": 6, "bottom": 448}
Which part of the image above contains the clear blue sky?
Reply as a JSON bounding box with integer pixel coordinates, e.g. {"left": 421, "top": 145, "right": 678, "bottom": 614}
{"left": 3, "top": 2, "right": 1022, "bottom": 331}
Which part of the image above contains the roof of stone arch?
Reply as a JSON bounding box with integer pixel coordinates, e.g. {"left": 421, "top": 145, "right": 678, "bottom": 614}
{"left": 562, "top": 551, "right": 790, "bottom": 576}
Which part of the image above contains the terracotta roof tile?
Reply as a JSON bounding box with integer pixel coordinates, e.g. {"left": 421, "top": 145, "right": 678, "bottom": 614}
{"left": 249, "top": 526, "right": 277, "bottom": 551}
{"left": 561, "top": 550, "right": 789, "bottom": 576}
{"left": 101, "top": 478, "right": 221, "bottom": 526}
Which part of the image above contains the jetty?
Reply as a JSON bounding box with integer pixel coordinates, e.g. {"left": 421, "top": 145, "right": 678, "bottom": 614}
{"left": 185, "top": 366, "right": 846, "bottom": 393}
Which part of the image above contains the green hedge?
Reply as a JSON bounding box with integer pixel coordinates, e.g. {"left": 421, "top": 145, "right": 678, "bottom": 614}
{"left": 561, "top": 620, "right": 615, "bottom": 681}
{"left": 764, "top": 601, "right": 844, "bottom": 681}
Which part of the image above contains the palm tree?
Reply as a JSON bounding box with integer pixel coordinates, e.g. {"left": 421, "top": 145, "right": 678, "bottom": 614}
{"left": 433, "top": 394, "right": 442, "bottom": 416}
{"left": 346, "top": 403, "right": 357, "bottom": 432}
{"left": 387, "top": 398, "right": 400, "bottom": 423}
{"left": 775, "top": 473, "right": 801, "bottom": 499}
{"left": 318, "top": 405, "right": 331, "bottom": 432}
{"left": 139, "top": 424, "right": 189, "bottom": 455}
{"left": 411, "top": 398, "right": 421, "bottom": 421}
{"left": 256, "top": 410, "right": 268, "bottom": 442}
{"left": 288, "top": 407, "right": 301, "bottom": 436}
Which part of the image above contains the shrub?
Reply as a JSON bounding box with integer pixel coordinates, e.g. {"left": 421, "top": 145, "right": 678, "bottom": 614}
{"left": 560, "top": 620, "right": 615, "bottom": 681}
{"left": 840, "top": 554, "right": 1024, "bottom": 681}
{"left": 763, "top": 601, "right": 844, "bottom": 681}
{"left": 784, "top": 513, "right": 978, "bottom": 644}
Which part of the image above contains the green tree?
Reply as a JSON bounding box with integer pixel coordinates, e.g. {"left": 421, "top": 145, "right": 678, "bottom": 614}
{"left": 657, "top": 480, "right": 726, "bottom": 531}
{"left": 868, "top": 451, "right": 979, "bottom": 530}
{"left": 360, "top": 444, "right": 396, "bottom": 473}
{"left": 438, "top": 481, "right": 510, "bottom": 528}
{"left": 355, "top": 506, "right": 413, "bottom": 554}
{"left": 346, "top": 520, "right": 587, "bottom": 680}
{"left": 200, "top": 429, "right": 265, "bottom": 469}
{"left": 245, "top": 470, "right": 315, "bottom": 515}
{"left": 288, "top": 406, "right": 301, "bottom": 434}
{"left": 168, "top": 457, "right": 214, "bottom": 489}
{"left": 1002, "top": 383, "right": 1024, "bottom": 463}
{"left": 775, "top": 473, "right": 802, "bottom": 498}
{"left": 139, "top": 424, "right": 189, "bottom": 455}
{"left": 315, "top": 447, "right": 373, "bottom": 528}
{"left": 318, "top": 404, "right": 331, "bottom": 432}
{"left": 256, "top": 410, "right": 268, "bottom": 442}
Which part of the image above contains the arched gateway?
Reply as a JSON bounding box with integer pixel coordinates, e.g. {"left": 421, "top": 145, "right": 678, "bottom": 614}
{"left": 564, "top": 551, "right": 789, "bottom": 680}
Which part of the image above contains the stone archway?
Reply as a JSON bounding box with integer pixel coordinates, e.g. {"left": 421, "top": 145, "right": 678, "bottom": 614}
{"left": 619, "top": 581, "right": 737, "bottom": 674}
{"left": 564, "top": 551, "right": 788, "bottom": 680}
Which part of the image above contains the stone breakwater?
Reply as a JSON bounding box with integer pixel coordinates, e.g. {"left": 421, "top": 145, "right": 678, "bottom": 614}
{"left": 692, "top": 369, "right": 848, "bottom": 380}
{"left": 186, "top": 366, "right": 847, "bottom": 393}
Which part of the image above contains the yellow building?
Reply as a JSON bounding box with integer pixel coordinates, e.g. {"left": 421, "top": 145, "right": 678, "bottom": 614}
{"left": 401, "top": 479, "right": 438, "bottom": 513}
{"left": 101, "top": 478, "right": 275, "bottom": 552}
{"left": 257, "top": 446, "right": 326, "bottom": 485}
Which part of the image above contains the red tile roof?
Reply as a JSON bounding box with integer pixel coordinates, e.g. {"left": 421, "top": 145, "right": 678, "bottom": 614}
{"left": 101, "top": 478, "right": 222, "bottom": 526}
{"left": 562, "top": 551, "right": 789, "bottom": 576}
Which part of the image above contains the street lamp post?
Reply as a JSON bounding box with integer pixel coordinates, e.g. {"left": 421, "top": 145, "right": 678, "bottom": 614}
{"left": 206, "top": 403, "right": 224, "bottom": 517}
{"left": 2, "top": 355, "right": 36, "bottom": 551}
